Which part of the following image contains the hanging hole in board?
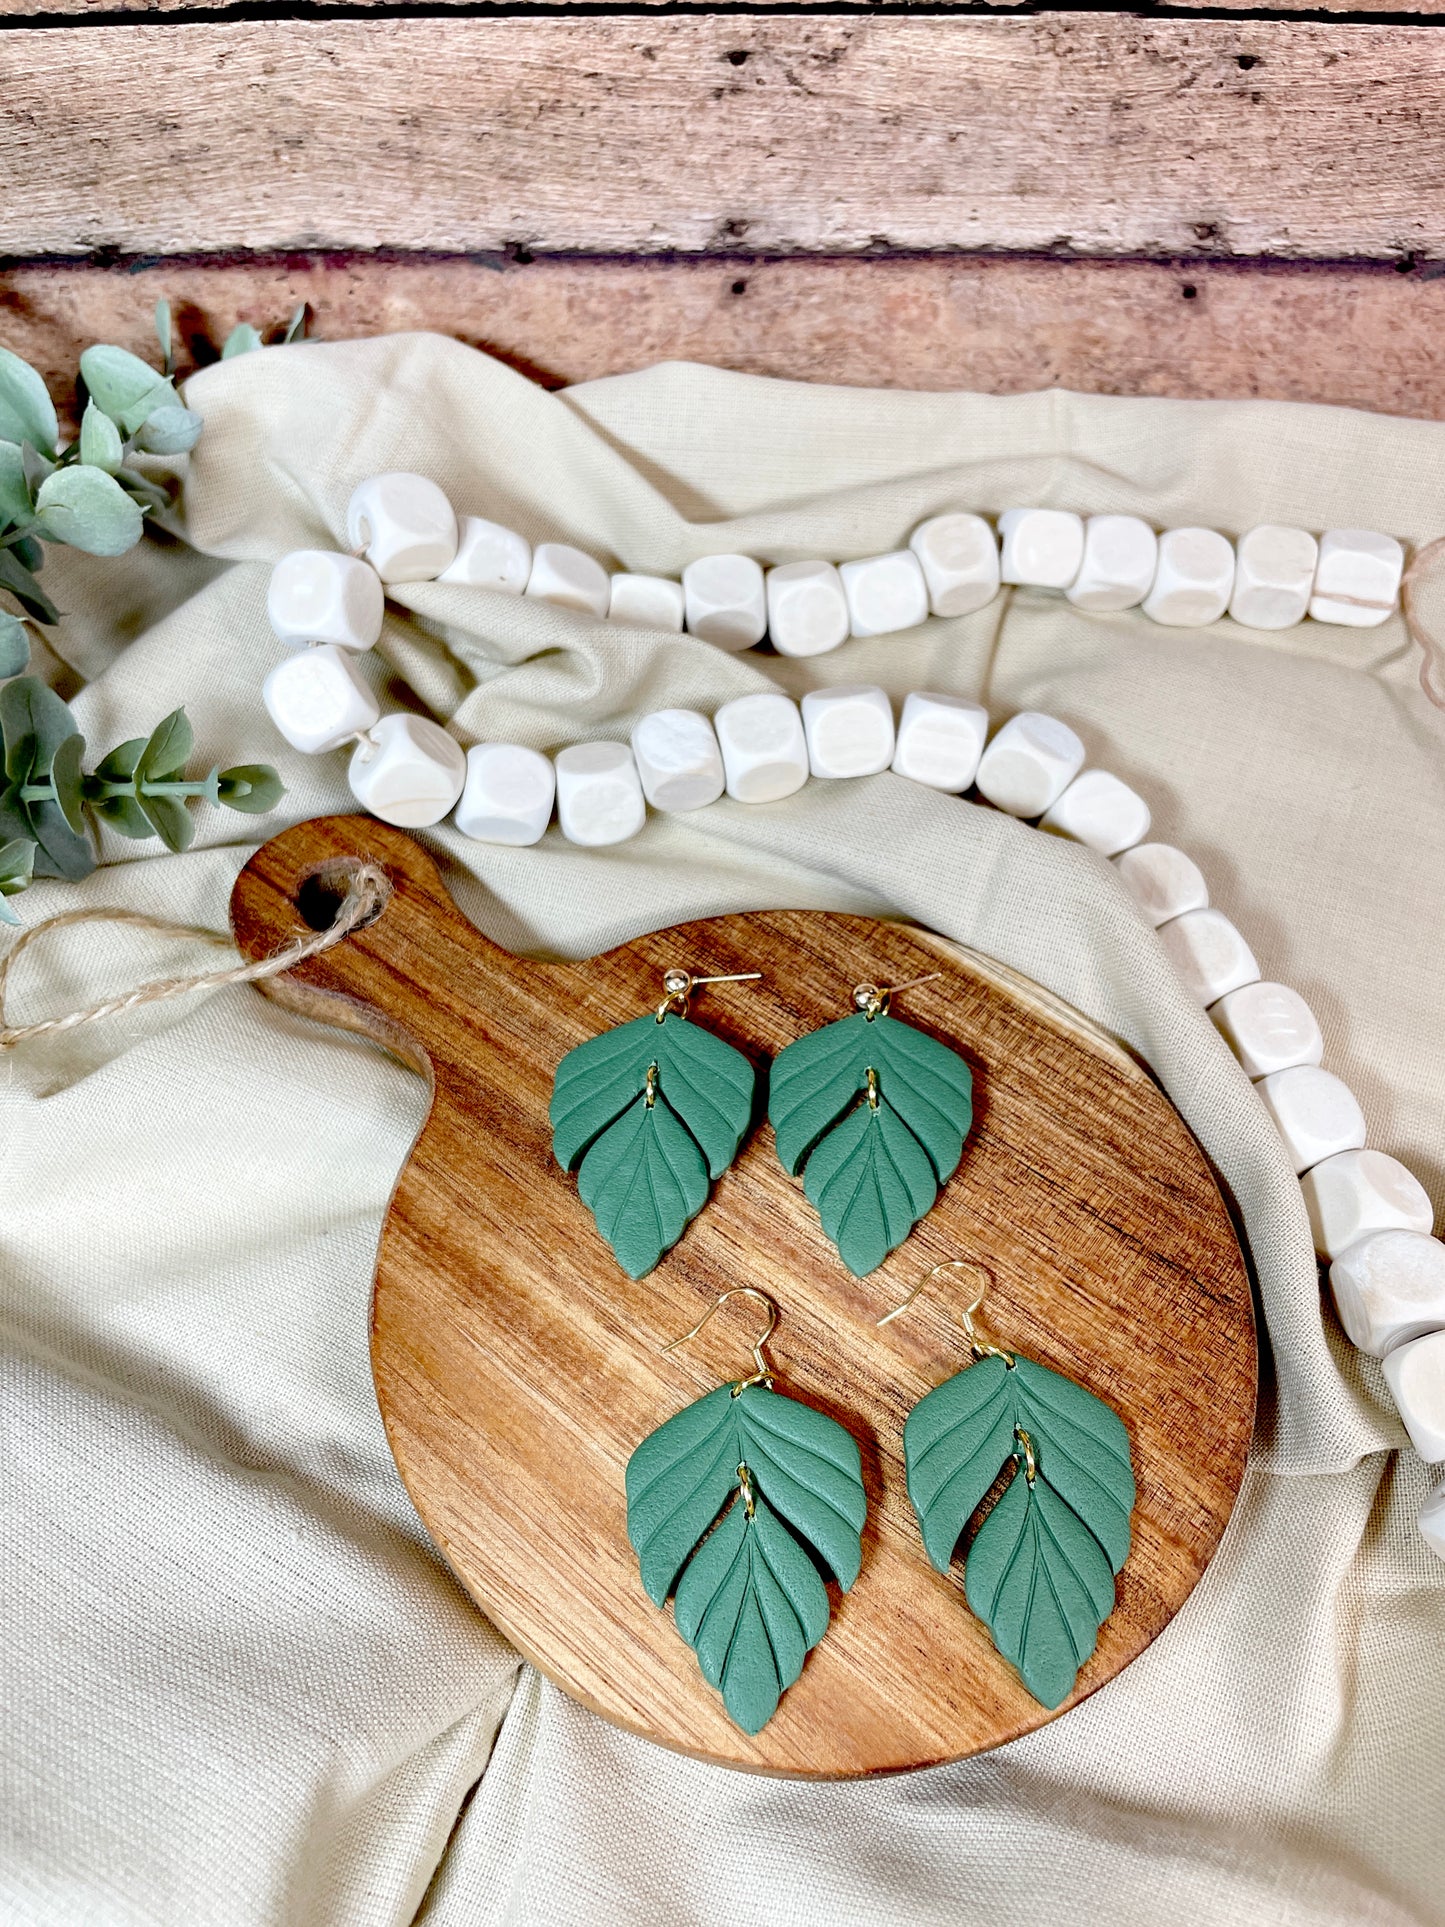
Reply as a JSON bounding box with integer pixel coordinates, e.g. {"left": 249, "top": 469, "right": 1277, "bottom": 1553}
{"left": 296, "top": 859, "right": 389, "bottom": 935}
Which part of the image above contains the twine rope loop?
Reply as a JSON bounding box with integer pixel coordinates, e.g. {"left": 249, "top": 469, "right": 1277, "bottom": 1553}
{"left": 0, "top": 861, "right": 392, "bottom": 1049}
{"left": 1401, "top": 535, "right": 1445, "bottom": 710}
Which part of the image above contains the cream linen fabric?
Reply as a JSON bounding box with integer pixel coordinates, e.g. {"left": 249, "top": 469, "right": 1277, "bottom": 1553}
{"left": 2, "top": 335, "right": 1443, "bottom": 1927}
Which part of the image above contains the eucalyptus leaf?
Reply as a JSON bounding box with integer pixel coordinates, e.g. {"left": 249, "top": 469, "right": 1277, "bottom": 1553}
{"left": 21, "top": 443, "right": 54, "bottom": 497}
{"left": 12, "top": 536, "right": 42, "bottom": 574}
{"left": 93, "top": 736, "right": 146, "bottom": 782}
{"left": 78, "top": 345, "right": 177, "bottom": 436}
{"left": 283, "top": 305, "right": 308, "bottom": 345}
{"left": 0, "top": 675, "right": 79, "bottom": 779}
{"left": 0, "top": 833, "right": 35, "bottom": 923}
{"left": 221, "top": 324, "right": 264, "bottom": 359}
{"left": 35, "top": 466, "right": 144, "bottom": 557}
{"left": 133, "top": 405, "right": 203, "bottom": 456}
{"left": 0, "top": 740, "right": 94, "bottom": 881}
{"left": 0, "top": 548, "right": 59, "bottom": 626}
{"left": 90, "top": 793, "right": 153, "bottom": 840}
{"left": 0, "top": 439, "right": 33, "bottom": 527}
{"left": 136, "top": 787, "right": 194, "bottom": 853}
{"left": 138, "top": 708, "right": 193, "bottom": 782}
{"left": 155, "top": 297, "right": 174, "bottom": 377}
{"left": 115, "top": 466, "right": 173, "bottom": 514}
{"left": 216, "top": 763, "right": 284, "bottom": 813}
{"left": 0, "top": 611, "right": 29, "bottom": 679}
{"left": 49, "top": 732, "right": 86, "bottom": 835}
{"left": 0, "top": 348, "right": 58, "bottom": 458}
{"left": 79, "top": 401, "right": 125, "bottom": 475}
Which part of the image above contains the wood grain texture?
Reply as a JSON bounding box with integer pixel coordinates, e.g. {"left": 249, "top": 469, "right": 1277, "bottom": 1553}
{"left": 230, "top": 816, "right": 1256, "bottom": 1778}
{"left": 3, "top": 17, "right": 1445, "bottom": 259}
{"left": 11, "top": 253, "right": 1445, "bottom": 425}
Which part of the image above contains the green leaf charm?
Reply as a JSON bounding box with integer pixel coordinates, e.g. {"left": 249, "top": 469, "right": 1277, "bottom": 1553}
{"left": 769, "top": 1010, "right": 973, "bottom": 1275}
{"left": 903, "top": 1352, "right": 1134, "bottom": 1708}
{"left": 626, "top": 1380, "right": 866, "bottom": 1733}
{"left": 550, "top": 1011, "right": 757, "bottom": 1278}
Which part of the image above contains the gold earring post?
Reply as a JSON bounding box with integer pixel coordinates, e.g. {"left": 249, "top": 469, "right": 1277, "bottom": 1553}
{"left": 657, "top": 967, "right": 763, "bottom": 1022}
{"left": 852, "top": 970, "right": 942, "bottom": 1018}
{"left": 660, "top": 1284, "right": 779, "bottom": 1390}
{"left": 877, "top": 1257, "right": 1015, "bottom": 1365}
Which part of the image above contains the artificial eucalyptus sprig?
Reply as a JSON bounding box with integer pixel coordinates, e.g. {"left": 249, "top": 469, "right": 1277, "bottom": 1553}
{"left": 0, "top": 332, "right": 201, "bottom": 679}
{"left": 1, "top": 300, "right": 311, "bottom": 683}
{"left": 0, "top": 675, "right": 283, "bottom": 925}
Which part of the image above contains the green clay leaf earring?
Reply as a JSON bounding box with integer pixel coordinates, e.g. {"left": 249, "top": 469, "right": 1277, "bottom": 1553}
{"left": 626, "top": 1286, "right": 867, "bottom": 1736}
{"left": 768, "top": 974, "right": 974, "bottom": 1277}
{"left": 550, "top": 967, "right": 760, "bottom": 1279}
{"left": 882, "top": 1259, "right": 1135, "bottom": 1710}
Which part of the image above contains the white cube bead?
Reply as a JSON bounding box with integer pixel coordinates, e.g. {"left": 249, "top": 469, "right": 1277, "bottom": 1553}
{"left": 839, "top": 551, "right": 930, "bottom": 639}
{"left": 891, "top": 691, "right": 989, "bottom": 793}
{"left": 348, "top": 714, "right": 466, "bottom": 828}
{"left": 346, "top": 473, "right": 458, "bottom": 584}
{"left": 262, "top": 645, "right": 380, "bottom": 755}
{"left": 1157, "top": 908, "right": 1259, "bottom": 1004}
{"left": 454, "top": 742, "right": 555, "bottom": 846}
{"left": 975, "top": 712, "right": 1085, "bottom": 817}
{"left": 1114, "top": 843, "right": 1209, "bottom": 928}
{"left": 801, "top": 684, "right": 896, "bottom": 780}
{"left": 765, "top": 561, "right": 850, "bottom": 658}
{"left": 1257, "top": 1065, "right": 1366, "bottom": 1175}
{"left": 1309, "top": 529, "right": 1404, "bottom": 628}
{"left": 908, "top": 514, "right": 1000, "bottom": 618}
{"left": 714, "top": 692, "right": 809, "bottom": 804}
{"left": 683, "top": 554, "right": 767, "bottom": 651}
{"left": 608, "top": 573, "right": 685, "bottom": 633}
{"left": 630, "top": 709, "right": 725, "bottom": 811}
{"left": 438, "top": 516, "right": 531, "bottom": 595}
{"left": 998, "top": 509, "right": 1085, "bottom": 590}
{"left": 554, "top": 741, "right": 647, "bottom": 846}
{"left": 1302, "top": 1149, "right": 1435, "bottom": 1261}
{"left": 1419, "top": 1477, "right": 1445, "bottom": 1560}
{"left": 1329, "top": 1230, "right": 1445, "bottom": 1358}
{"left": 1066, "top": 515, "right": 1159, "bottom": 613}
{"left": 1210, "top": 981, "right": 1323, "bottom": 1079}
{"left": 1040, "top": 769, "right": 1151, "bottom": 856}
{"left": 1229, "top": 525, "right": 1318, "bottom": 631}
{"left": 526, "top": 543, "right": 611, "bottom": 620}
{"left": 267, "top": 550, "right": 384, "bottom": 651}
{"left": 1383, "top": 1330, "right": 1445, "bottom": 1462}
{"left": 1142, "top": 527, "right": 1236, "bottom": 628}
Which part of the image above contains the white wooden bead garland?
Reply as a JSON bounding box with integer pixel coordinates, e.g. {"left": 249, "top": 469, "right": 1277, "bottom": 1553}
{"left": 257, "top": 473, "right": 1443, "bottom": 1554}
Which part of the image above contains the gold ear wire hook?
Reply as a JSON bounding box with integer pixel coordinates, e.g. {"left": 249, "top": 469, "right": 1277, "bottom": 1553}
{"left": 876, "top": 1257, "right": 1015, "bottom": 1366}
{"left": 656, "top": 967, "right": 762, "bottom": 1022}
{"left": 659, "top": 1285, "right": 779, "bottom": 1391}
{"left": 852, "top": 970, "right": 942, "bottom": 1019}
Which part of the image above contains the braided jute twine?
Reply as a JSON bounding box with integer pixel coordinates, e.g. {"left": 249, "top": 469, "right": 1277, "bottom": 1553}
{"left": 0, "top": 862, "right": 392, "bottom": 1050}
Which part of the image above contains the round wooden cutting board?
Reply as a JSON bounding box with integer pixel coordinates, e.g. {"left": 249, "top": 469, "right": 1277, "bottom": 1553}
{"left": 231, "top": 816, "right": 1256, "bottom": 1780}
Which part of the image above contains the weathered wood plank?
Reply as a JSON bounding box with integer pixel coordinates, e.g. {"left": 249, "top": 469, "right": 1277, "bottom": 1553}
{"left": 7, "top": 254, "right": 1445, "bottom": 423}
{"left": 4, "top": 1, "right": 1443, "bottom": 14}
{"left": 2, "top": 18, "right": 1445, "bottom": 259}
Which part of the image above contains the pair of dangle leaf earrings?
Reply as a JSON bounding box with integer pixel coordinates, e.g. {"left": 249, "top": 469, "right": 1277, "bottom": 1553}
{"left": 549, "top": 965, "right": 975, "bottom": 1278}
{"left": 627, "top": 1266, "right": 1135, "bottom": 1736}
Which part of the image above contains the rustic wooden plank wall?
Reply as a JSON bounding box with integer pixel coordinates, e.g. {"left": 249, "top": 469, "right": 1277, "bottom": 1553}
{"left": 2, "top": 3, "right": 1444, "bottom": 413}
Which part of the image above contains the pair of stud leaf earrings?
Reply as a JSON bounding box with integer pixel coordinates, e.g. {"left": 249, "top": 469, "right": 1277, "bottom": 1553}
{"left": 626, "top": 1265, "right": 1136, "bottom": 1736}
{"left": 549, "top": 964, "right": 976, "bottom": 1278}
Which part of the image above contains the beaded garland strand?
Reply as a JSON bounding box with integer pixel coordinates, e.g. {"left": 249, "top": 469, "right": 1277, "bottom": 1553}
{"left": 259, "top": 471, "right": 1445, "bottom": 1560}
